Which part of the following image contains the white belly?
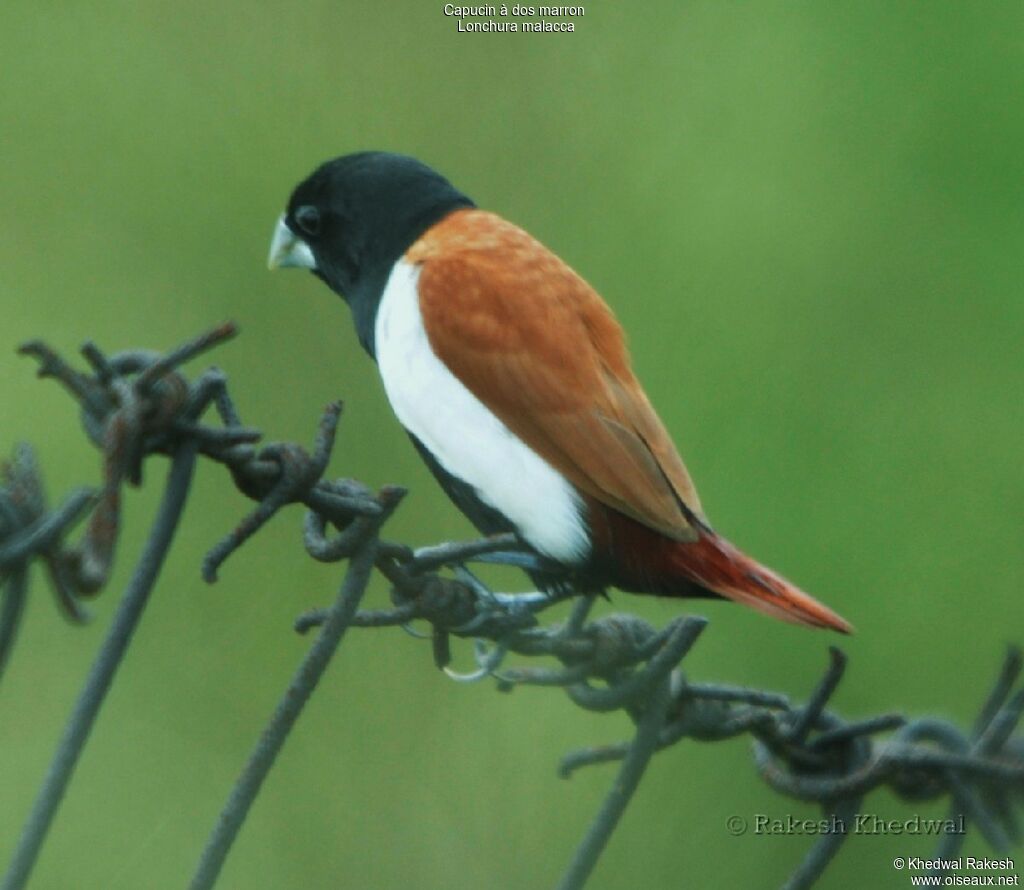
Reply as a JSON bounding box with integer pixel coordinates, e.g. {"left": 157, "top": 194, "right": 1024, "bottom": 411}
{"left": 374, "top": 259, "right": 590, "bottom": 564}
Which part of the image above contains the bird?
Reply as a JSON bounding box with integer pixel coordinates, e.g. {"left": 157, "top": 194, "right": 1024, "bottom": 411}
{"left": 267, "top": 151, "right": 852, "bottom": 633}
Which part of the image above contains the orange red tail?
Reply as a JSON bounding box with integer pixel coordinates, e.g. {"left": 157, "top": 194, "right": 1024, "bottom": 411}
{"left": 668, "top": 529, "right": 853, "bottom": 633}
{"left": 588, "top": 501, "right": 852, "bottom": 632}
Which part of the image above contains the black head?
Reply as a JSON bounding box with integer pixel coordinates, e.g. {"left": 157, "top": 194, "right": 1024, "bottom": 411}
{"left": 268, "top": 151, "right": 474, "bottom": 354}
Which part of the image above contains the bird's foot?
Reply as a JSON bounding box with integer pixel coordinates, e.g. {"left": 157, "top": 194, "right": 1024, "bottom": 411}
{"left": 448, "top": 565, "right": 558, "bottom": 633}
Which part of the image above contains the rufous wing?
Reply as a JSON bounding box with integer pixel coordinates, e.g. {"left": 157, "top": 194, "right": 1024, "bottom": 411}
{"left": 407, "top": 209, "right": 703, "bottom": 542}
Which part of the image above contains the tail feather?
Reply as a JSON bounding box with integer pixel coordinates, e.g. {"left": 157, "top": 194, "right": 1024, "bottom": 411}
{"left": 669, "top": 530, "right": 853, "bottom": 633}
{"left": 588, "top": 500, "right": 853, "bottom": 632}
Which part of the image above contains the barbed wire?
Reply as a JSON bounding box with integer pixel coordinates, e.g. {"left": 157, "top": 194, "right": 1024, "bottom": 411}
{"left": 1, "top": 324, "right": 1021, "bottom": 890}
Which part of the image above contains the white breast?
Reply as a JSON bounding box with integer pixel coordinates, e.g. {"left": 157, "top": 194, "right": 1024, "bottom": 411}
{"left": 374, "top": 259, "right": 590, "bottom": 565}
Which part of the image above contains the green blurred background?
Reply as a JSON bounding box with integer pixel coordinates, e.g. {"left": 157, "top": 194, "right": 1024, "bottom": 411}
{"left": 1, "top": 3, "right": 1022, "bottom": 888}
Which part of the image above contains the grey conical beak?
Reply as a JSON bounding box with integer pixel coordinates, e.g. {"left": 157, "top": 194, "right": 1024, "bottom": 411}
{"left": 267, "top": 215, "right": 317, "bottom": 271}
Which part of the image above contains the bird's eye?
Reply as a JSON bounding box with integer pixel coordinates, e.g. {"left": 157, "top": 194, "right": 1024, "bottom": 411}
{"left": 293, "top": 205, "right": 321, "bottom": 237}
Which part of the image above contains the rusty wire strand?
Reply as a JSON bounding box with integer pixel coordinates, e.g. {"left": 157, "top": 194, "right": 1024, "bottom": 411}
{"left": 1, "top": 442, "right": 198, "bottom": 890}
{"left": 557, "top": 675, "right": 674, "bottom": 890}
{"left": 2, "top": 325, "right": 1022, "bottom": 890}
{"left": 188, "top": 491, "right": 401, "bottom": 890}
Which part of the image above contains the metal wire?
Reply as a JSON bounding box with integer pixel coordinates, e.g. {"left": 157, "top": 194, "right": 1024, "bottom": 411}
{"left": 2, "top": 325, "right": 1021, "bottom": 890}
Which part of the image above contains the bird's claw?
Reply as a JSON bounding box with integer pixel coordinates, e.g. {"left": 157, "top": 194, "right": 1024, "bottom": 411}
{"left": 442, "top": 639, "right": 508, "bottom": 683}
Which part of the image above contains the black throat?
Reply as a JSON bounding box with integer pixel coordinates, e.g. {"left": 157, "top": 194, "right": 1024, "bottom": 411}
{"left": 343, "top": 197, "right": 467, "bottom": 359}
{"left": 286, "top": 152, "right": 475, "bottom": 359}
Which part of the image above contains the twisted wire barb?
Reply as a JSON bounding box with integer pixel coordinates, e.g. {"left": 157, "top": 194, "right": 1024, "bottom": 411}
{"left": 0, "top": 443, "right": 96, "bottom": 662}
{"left": 1, "top": 323, "right": 251, "bottom": 890}
{"left": 2, "top": 325, "right": 1021, "bottom": 890}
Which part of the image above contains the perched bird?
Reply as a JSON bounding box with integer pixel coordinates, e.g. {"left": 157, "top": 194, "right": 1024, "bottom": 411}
{"left": 268, "top": 151, "right": 851, "bottom": 632}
